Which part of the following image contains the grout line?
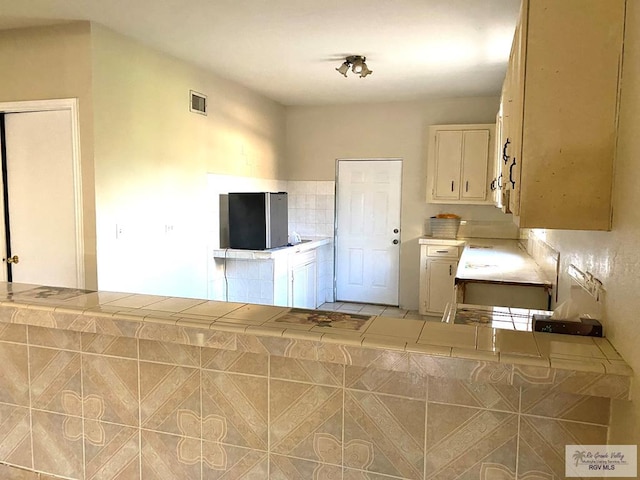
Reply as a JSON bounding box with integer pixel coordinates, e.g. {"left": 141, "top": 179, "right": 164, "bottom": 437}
{"left": 137, "top": 338, "right": 142, "bottom": 480}
{"left": 267, "top": 354, "right": 271, "bottom": 479}
{"left": 515, "top": 386, "right": 522, "bottom": 480}
{"left": 423, "top": 376, "right": 429, "bottom": 480}
{"left": 200, "top": 345, "right": 203, "bottom": 480}
{"left": 79, "top": 341, "right": 86, "bottom": 480}
{"left": 25, "top": 327, "right": 34, "bottom": 472}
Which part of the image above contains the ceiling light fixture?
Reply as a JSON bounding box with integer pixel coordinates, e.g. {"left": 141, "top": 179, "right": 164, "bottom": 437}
{"left": 336, "top": 55, "right": 372, "bottom": 78}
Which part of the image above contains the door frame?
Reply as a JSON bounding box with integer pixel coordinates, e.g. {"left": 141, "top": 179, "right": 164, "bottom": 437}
{"left": 334, "top": 158, "right": 403, "bottom": 305}
{"left": 0, "top": 98, "right": 85, "bottom": 287}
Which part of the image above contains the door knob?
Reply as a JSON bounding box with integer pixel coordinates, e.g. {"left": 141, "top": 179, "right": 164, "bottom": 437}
{"left": 392, "top": 239, "right": 399, "bottom": 245}
{"left": 393, "top": 228, "right": 399, "bottom": 234}
{"left": 6, "top": 255, "right": 19, "bottom": 264}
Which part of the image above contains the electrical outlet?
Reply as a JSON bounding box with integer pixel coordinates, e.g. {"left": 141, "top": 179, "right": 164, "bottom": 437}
{"left": 165, "top": 224, "right": 174, "bottom": 234}
{"left": 115, "top": 224, "right": 125, "bottom": 239}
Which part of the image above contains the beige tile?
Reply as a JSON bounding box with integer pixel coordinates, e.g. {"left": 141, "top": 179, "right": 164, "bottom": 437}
{"left": 30, "top": 347, "right": 82, "bottom": 414}
{"left": 405, "top": 343, "right": 451, "bottom": 356}
{"left": 321, "top": 333, "right": 363, "bottom": 346}
{"left": 345, "top": 390, "right": 424, "bottom": 478}
{"left": 142, "top": 315, "right": 177, "bottom": 326}
{"left": 203, "top": 370, "right": 268, "bottom": 450}
{"left": 411, "top": 355, "right": 513, "bottom": 386}
{"left": 451, "top": 347, "right": 500, "bottom": 362}
{"left": 283, "top": 329, "right": 324, "bottom": 342}
{"left": 82, "top": 354, "right": 139, "bottom": 426}
{"left": 534, "top": 332, "right": 605, "bottom": 358}
{"left": 0, "top": 464, "right": 38, "bottom": 480}
{"left": 105, "top": 294, "right": 169, "bottom": 309}
{"left": 140, "top": 362, "right": 200, "bottom": 438}
{"left": 175, "top": 317, "right": 215, "bottom": 329}
{"left": 346, "top": 365, "right": 427, "bottom": 399}
{"left": 425, "top": 403, "right": 517, "bottom": 479}
{"left": 550, "top": 358, "right": 606, "bottom": 374}
{"left": 271, "top": 356, "right": 344, "bottom": 386}
{"left": 520, "top": 387, "right": 611, "bottom": 425}
{"left": 203, "top": 442, "right": 268, "bottom": 478}
{"left": 362, "top": 335, "right": 407, "bottom": 351}
{"left": 145, "top": 297, "right": 207, "bottom": 313}
{"left": 201, "top": 348, "right": 268, "bottom": 376}
{"left": 518, "top": 416, "right": 607, "bottom": 478}
{"left": 0, "top": 323, "right": 27, "bottom": 343}
{"left": 0, "top": 342, "right": 29, "bottom": 406}
{"left": 418, "top": 322, "right": 476, "bottom": 348}
{"left": 84, "top": 420, "right": 140, "bottom": 479}
{"left": 593, "top": 337, "right": 624, "bottom": 360}
{"left": 28, "top": 325, "right": 81, "bottom": 350}
{"left": 345, "top": 346, "right": 409, "bottom": 372}
{"left": 60, "top": 291, "right": 133, "bottom": 309}
{"left": 0, "top": 404, "right": 32, "bottom": 470}
{"left": 270, "top": 454, "right": 340, "bottom": 480}
{"left": 223, "top": 303, "right": 289, "bottom": 322}
{"left": 182, "top": 300, "right": 245, "bottom": 317}
{"left": 141, "top": 430, "right": 200, "bottom": 479}
{"left": 209, "top": 322, "right": 248, "bottom": 333}
{"left": 245, "top": 325, "right": 286, "bottom": 337}
{"left": 479, "top": 329, "right": 540, "bottom": 356}
{"left": 604, "top": 360, "right": 634, "bottom": 376}
{"left": 270, "top": 379, "right": 342, "bottom": 464}
{"left": 500, "top": 353, "right": 550, "bottom": 368}
{"left": 82, "top": 332, "right": 137, "bottom": 358}
{"left": 210, "top": 315, "right": 266, "bottom": 326}
{"left": 428, "top": 377, "right": 520, "bottom": 412}
{"left": 364, "top": 316, "right": 424, "bottom": 339}
{"left": 139, "top": 339, "right": 199, "bottom": 366}
{"left": 32, "top": 411, "right": 83, "bottom": 479}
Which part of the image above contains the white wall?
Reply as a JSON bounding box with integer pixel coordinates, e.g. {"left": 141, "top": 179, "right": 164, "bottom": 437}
{"left": 532, "top": 2, "right": 640, "bottom": 445}
{"left": 91, "top": 25, "right": 287, "bottom": 298}
{"left": 285, "top": 98, "right": 513, "bottom": 309}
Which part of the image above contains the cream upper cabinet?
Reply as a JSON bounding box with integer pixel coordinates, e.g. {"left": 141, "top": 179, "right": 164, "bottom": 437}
{"left": 427, "top": 124, "right": 495, "bottom": 204}
{"left": 502, "top": 0, "right": 625, "bottom": 230}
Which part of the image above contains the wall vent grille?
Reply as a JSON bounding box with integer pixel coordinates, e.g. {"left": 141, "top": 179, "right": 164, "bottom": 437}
{"left": 190, "top": 90, "right": 207, "bottom": 115}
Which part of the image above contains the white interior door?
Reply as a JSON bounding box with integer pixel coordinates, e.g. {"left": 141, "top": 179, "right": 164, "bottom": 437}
{"left": 336, "top": 159, "right": 402, "bottom": 305}
{"left": 0, "top": 109, "right": 80, "bottom": 288}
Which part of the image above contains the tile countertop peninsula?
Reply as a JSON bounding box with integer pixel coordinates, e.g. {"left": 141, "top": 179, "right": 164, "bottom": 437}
{"left": 0, "top": 281, "right": 633, "bottom": 479}
{"left": 0, "top": 281, "right": 630, "bottom": 399}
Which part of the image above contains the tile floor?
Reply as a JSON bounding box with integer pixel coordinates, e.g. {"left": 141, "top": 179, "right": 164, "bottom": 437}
{"left": 318, "top": 302, "right": 443, "bottom": 322}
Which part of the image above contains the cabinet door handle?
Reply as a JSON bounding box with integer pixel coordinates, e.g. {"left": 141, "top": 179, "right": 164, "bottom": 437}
{"left": 451, "top": 180, "right": 454, "bottom": 192}
{"left": 465, "top": 181, "right": 469, "bottom": 192}
{"left": 509, "top": 157, "right": 517, "bottom": 188}
{"left": 497, "top": 173, "right": 502, "bottom": 190}
{"left": 502, "top": 138, "right": 511, "bottom": 165}
{"left": 436, "top": 250, "right": 449, "bottom": 254}
{"left": 449, "top": 265, "right": 452, "bottom": 275}
{"left": 490, "top": 179, "right": 496, "bottom": 191}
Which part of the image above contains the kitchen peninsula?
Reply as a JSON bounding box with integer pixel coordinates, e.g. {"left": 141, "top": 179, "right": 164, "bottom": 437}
{"left": 0, "top": 281, "right": 632, "bottom": 480}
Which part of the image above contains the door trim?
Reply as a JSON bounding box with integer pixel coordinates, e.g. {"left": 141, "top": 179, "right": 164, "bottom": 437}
{"left": 334, "top": 158, "right": 403, "bottom": 305}
{"left": 0, "top": 98, "right": 85, "bottom": 288}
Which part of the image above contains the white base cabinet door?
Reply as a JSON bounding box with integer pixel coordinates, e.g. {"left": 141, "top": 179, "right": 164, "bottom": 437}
{"left": 426, "top": 259, "right": 457, "bottom": 314}
{"left": 419, "top": 244, "right": 460, "bottom": 316}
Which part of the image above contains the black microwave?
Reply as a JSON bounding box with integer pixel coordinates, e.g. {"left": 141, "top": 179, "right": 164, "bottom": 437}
{"left": 228, "top": 192, "right": 288, "bottom": 250}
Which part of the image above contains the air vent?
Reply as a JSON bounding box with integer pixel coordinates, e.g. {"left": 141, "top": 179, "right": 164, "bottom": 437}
{"left": 189, "top": 90, "right": 207, "bottom": 115}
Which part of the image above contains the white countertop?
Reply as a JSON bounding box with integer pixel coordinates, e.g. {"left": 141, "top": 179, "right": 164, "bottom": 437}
{"left": 213, "top": 237, "right": 332, "bottom": 260}
{"left": 455, "top": 238, "right": 550, "bottom": 286}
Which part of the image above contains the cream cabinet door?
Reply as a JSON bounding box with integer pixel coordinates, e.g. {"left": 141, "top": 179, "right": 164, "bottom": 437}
{"left": 427, "top": 124, "right": 494, "bottom": 205}
{"left": 433, "top": 130, "right": 462, "bottom": 200}
{"left": 461, "top": 130, "right": 489, "bottom": 200}
{"left": 426, "top": 259, "right": 457, "bottom": 314}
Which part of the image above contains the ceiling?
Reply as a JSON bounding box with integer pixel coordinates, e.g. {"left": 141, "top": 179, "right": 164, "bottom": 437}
{"left": 0, "top": 0, "right": 520, "bottom": 106}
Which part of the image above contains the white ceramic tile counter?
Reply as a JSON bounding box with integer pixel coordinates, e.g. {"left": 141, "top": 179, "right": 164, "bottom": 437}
{"left": 455, "top": 238, "right": 549, "bottom": 286}
{"left": 212, "top": 236, "right": 332, "bottom": 260}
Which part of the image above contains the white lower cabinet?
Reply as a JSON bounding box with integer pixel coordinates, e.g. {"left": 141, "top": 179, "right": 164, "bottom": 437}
{"left": 419, "top": 244, "right": 460, "bottom": 315}
{"left": 289, "top": 250, "right": 318, "bottom": 309}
